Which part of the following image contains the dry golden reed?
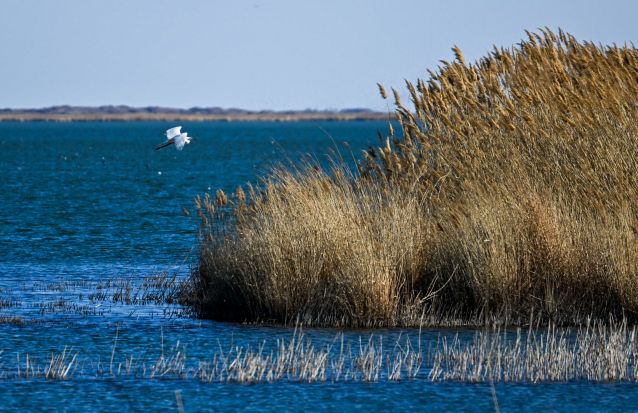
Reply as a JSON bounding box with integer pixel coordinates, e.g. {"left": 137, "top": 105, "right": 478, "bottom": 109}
{"left": 186, "top": 29, "right": 638, "bottom": 326}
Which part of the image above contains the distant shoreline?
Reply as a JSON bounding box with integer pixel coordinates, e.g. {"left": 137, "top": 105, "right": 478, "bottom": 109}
{"left": 0, "top": 105, "right": 392, "bottom": 122}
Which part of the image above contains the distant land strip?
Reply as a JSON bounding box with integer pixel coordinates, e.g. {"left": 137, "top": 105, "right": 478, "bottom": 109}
{"left": 0, "top": 105, "right": 392, "bottom": 122}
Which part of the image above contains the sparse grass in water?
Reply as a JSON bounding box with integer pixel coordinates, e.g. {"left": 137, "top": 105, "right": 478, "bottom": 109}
{"left": 4, "top": 322, "right": 638, "bottom": 383}
{"left": 186, "top": 28, "right": 638, "bottom": 326}
{"left": 432, "top": 319, "right": 638, "bottom": 382}
{"left": 4, "top": 329, "right": 422, "bottom": 383}
{"left": 0, "top": 272, "right": 184, "bottom": 320}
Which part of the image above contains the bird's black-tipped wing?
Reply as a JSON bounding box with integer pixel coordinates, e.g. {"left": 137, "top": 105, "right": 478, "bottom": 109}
{"left": 155, "top": 140, "right": 174, "bottom": 150}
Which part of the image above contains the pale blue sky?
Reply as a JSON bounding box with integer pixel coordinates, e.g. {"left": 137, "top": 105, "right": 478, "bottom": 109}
{"left": 1, "top": 0, "right": 636, "bottom": 110}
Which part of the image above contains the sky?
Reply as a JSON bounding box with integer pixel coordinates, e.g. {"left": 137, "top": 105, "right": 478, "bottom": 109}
{"left": 1, "top": 0, "right": 636, "bottom": 111}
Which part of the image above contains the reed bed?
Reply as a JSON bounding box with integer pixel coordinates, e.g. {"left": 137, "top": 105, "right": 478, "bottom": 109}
{"left": 188, "top": 29, "right": 638, "bottom": 326}
{"left": 5, "top": 323, "right": 638, "bottom": 383}
{"left": 186, "top": 168, "right": 434, "bottom": 326}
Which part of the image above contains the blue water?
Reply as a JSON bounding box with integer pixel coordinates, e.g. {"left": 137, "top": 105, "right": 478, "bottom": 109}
{"left": 0, "top": 121, "right": 635, "bottom": 412}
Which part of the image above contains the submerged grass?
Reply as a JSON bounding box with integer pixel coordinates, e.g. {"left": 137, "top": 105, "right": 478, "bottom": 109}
{"left": 0, "top": 272, "right": 185, "bottom": 320}
{"left": 186, "top": 28, "right": 638, "bottom": 326}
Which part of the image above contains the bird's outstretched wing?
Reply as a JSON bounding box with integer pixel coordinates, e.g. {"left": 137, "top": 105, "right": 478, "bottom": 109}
{"left": 165, "top": 126, "right": 182, "bottom": 139}
{"left": 174, "top": 133, "right": 188, "bottom": 150}
{"left": 155, "top": 140, "right": 173, "bottom": 150}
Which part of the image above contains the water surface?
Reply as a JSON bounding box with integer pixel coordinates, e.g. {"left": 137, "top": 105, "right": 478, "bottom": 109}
{"left": 0, "top": 121, "right": 632, "bottom": 411}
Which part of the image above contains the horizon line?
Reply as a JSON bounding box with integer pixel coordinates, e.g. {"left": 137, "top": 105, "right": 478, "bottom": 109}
{"left": 0, "top": 104, "right": 387, "bottom": 113}
{"left": 0, "top": 104, "right": 394, "bottom": 122}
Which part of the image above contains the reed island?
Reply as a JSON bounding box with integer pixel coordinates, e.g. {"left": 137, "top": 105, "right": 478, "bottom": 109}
{"left": 184, "top": 29, "right": 638, "bottom": 328}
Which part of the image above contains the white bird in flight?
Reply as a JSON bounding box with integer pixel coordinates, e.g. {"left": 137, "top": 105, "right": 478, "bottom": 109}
{"left": 155, "top": 126, "right": 192, "bottom": 151}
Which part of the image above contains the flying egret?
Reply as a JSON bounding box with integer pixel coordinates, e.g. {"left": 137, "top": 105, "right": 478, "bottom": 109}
{"left": 155, "top": 126, "right": 192, "bottom": 151}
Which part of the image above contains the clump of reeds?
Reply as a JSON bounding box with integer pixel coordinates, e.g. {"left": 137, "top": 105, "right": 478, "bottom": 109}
{"left": 185, "top": 168, "right": 435, "bottom": 325}
{"left": 187, "top": 28, "right": 638, "bottom": 326}
{"left": 15, "top": 347, "right": 78, "bottom": 380}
